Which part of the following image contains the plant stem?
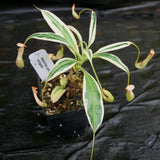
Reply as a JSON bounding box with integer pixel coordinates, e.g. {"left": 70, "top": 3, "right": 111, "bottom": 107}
{"left": 90, "top": 62, "right": 103, "bottom": 92}
{"left": 90, "top": 132, "right": 95, "bottom": 160}
{"left": 79, "top": 8, "right": 93, "bottom": 17}
{"left": 127, "top": 72, "right": 130, "bottom": 86}
{"left": 131, "top": 42, "right": 141, "bottom": 65}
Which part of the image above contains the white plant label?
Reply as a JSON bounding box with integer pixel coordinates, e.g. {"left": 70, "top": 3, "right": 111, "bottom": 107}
{"left": 29, "top": 49, "right": 54, "bottom": 81}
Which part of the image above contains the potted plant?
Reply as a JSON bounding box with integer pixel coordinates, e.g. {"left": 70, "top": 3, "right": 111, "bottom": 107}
{"left": 15, "top": 4, "right": 155, "bottom": 160}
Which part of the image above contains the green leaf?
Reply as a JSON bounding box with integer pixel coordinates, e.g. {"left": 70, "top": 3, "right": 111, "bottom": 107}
{"left": 25, "top": 32, "right": 70, "bottom": 46}
{"left": 82, "top": 69, "right": 104, "bottom": 133}
{"left": 46, "top": 58, "right": 76, "bottom": 81}
{"left": 50, "top": 86, "right": 66, "bottom": 103}
{"left": 88, "top": 11, "right": 97, "bottom": 48}
{"left": 93, "top": 53, "right": 129, "bottom": 73}
{"left": 39, "top": 9, "right": 80, "bottom": 56}
{"left": 95, "top": 41, "right": 132, "bottom": 54}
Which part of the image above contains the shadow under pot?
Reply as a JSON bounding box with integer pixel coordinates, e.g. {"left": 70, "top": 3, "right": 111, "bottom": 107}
{"left": 43, "top": 109, "right": 88, "bottom": 138}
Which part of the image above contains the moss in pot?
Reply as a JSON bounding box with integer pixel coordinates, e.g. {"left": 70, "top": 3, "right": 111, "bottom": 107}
{"left": 15, "top": 4, "right": 155, "bottom": 160}
{"left": 42, "top": 70, "right": 84, "bottom": 115}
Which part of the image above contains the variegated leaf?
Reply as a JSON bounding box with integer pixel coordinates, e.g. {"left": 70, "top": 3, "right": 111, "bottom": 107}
{"left": 68, "top": 25, "right": 83, "bottom": 42}
{"left": 93, "top": 53, "right": 129, "bottom": 73}
{"left": 83, "top": 49, "right": 93, "bottom": 63}
{"left": 88, "top": 11, "right": 96, "bottom": 48}
{"left": 39, "top": 9, "right": 80, "bottom": 56}
{"left": 25, "top": 32, "right": 70, "bottom": 46}
{"left": 46, "top": 58, "right": 76, "bottom": 81}
{"left": 82, "top": 69, "right": 104, "bottom": 133}
{"left": 68, "top": 25, "right": 84, "bottom": 54}
{"left": 95, "top": 41, "right": 131, "bottom": 54}
{"left": 50, "top": 86, "right": 66, "bottom": 103}
{"left": 25, "top": 32, "right": 79, "bottom": 58}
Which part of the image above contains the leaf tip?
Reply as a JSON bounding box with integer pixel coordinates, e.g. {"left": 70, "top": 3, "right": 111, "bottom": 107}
{"left": 33, "top": 4, "right": 40, "bottom": 10}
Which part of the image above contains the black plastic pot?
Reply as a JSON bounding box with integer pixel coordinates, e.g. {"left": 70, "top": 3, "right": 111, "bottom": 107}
{"left": 43, "top": 109, "right": 88, "bottom": 138}
{"left": 37, "top": 76, "right": 87, "bottom": 138}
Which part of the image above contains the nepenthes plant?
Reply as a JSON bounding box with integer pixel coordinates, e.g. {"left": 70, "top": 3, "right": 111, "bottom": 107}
{"left": 16, "top": 4, "right": 155, "bottom": 160}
